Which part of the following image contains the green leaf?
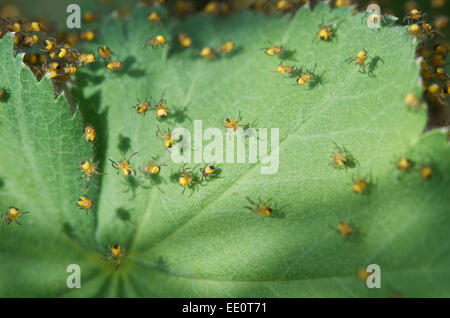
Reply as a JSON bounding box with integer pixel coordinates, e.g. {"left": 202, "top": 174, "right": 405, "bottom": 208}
{"left": 1, "top": 3, "right": 449, "bottom": 297}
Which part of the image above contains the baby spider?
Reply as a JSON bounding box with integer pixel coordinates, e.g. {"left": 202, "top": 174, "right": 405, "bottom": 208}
{"left": 134, "top": 98, "right": 151, "bottom": 116}
{"left": 396, "top": 157, "right": 414, "bottom": 172}
{"left": 408, "top": 23, "right": 422, "bottom": 37}
{"left": 1, "top": 207, "right": 30, "bottom": 231}
{"left": 200, "top": 164, "right": 216, "bottom": 181}
{"left": 77, "top": 53, "right": 95, "bottom": 66}
{"left": 154, "top": 92, "right": 169, "bottom": 119}
{"left": 224, "top": 111, "right": 248, "bottom": 131}
{"left": 404, "top": 93, "right": 420, "bottom": 108}
{"left": 84, "top": 125, "right": 96, "bottom": 143}
{"left": 139, "top": 157, "right": 167, "bottom": 176}
{"left": 43, "top": 38, "right": 56, "bottom": 51}
{"left": 317, "top": 19, "right": 336, "bottom": 41}
{"left": 260, "top": 45, "right": 284, "bottom": 57}
{"left": 352, "top": 178, "right": 367, "bottom": 194}
{"left": 63, "top": 64, "right": 77, "bottom": 75}
{"left": 420, "top": 164, "right": 432, "bottom": 180}
{"left": 331, "top": 142, "right": 358, "bottom": 169}
{"left": 107, "top": 60, "right": 122, "bottom": 71}
{"left": 77, "top": 196, "right": 94, "bottom": 215}
{"left": 100, "top": 244, "right": 127, "bottom": 271}
{"left": 80, "top": 158, "right": 103, "bottom": 187}
{"left": 436, "top": 68, "right": 448, "bottom": 82}
{"left": 179, "top": 164, "right": 196, "bottom": 195}
{"left": 147, "top": 11, "right": 162, "bottom": 24}
{"left": 156, "top": 126, "right": 178, "bottom": 149}
{"left": 404, "top": 9, "right": 427, "bottom": 25}
{"left": 434, "top": 43, "right": 448, "bottom": 56}
{"left": 200, "top": 47, "right": 216, "bottom": 60}
{"left": 144, "top": 35, "right": 168, "bottom": 48}
{"left": 22, "top": 34, "right": 39, "bottom": 47}
{"left": 245, "top": 197, "right": 273, "bottom": 216}
{"left": 345, "top": 49, "right": 370, "bottom": 73}
{"left": 351, "top": 174, "right": 373, "bottom": 194}
{"left": 426, "top": 83, "right": 447, "bottom": 106}
{"left": 337, "top": 221, "right": 353, "bottom": 237}
{"left": 275, "top": 61, "right": 296, "bottom": 75}
{"left": 295, "top": 64, "right": 321, "bottom": 88}
{"left": 98, "top": 45, "right": 112, "bottom": 59}
{"left": 109, "top": 152, "right": 138, "bottom": 177}
{"left": 178, "top": 33, "right": 192, "bottom": 48}
{"left": 80, "top": 30, "right": 95, "bottom": 42}
{"left": 219, "top": 41, "right": 234, "bottom": 54}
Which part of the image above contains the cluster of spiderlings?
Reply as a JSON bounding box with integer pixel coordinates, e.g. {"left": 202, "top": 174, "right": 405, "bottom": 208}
{"left": 404, "top": 8, "right": 449, "bottom": 109}
{"left": 0, "top": 17, "right": 98, "bottom": 85}
{"left": 111, "top": 87, "right": 227, "bottom": 195}
{"left": 263, "top": 18, "right": 340, "bottom": 87}
{"left": 105, "top": 85, "right": 220, "bottom": 193}
{"left": 329, "top": 150, "right": 434, "bottom": 204}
